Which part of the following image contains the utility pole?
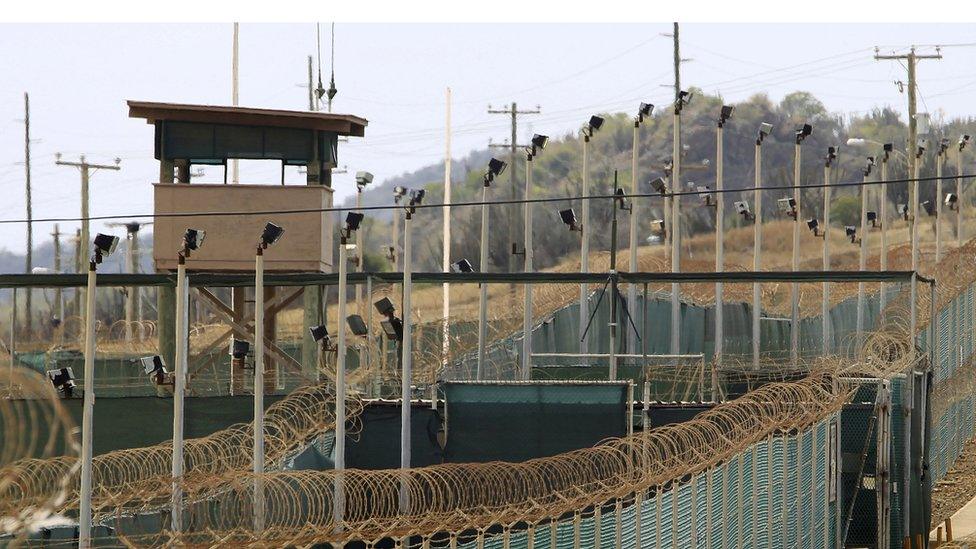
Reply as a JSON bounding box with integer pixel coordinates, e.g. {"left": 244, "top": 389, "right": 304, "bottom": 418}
{"left": 307, "top": 55, "right": 315, "bottom": 111}
{"left": 55, "top": 155, "right": 121, "bottom": 317}
{"left": 232, "top": 22, "right": 240, "bottom": 183}
{"left": 442, "top": 87, "right": 452, "bottom": 371}
{"left": 23, "top": 92, "right": 32, "bottom": 338}
{"left": 51, "top": 225, "right": 62, "bottom": 323}
{"left": 673, "top": 22, "right": 680, "bottom": 102}
{"left": 488, "top": 102, "right": 541, "bottom": 275}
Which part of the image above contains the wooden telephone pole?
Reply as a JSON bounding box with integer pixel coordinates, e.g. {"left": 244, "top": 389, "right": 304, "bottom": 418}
{"left": 23, "top": 93, "right": 33, "bottom": 338}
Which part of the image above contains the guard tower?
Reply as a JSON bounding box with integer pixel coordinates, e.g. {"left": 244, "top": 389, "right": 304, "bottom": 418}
{"left": 128, "top": 101, "right": 368, "bottom": 390}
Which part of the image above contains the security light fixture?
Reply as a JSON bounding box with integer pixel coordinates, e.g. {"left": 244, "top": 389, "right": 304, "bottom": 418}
{"left": 182, "top": 229, "right": 205, "bottom": 256}
{"left": 867, "top": 211, "right": 879, "bottom": 228}
{"left": 960, "top": 135, "right": 971, "bottom": 151}
{"left": 845, "top": 226, "right": 858, "bottom": 243}
{"left": 675, "top": 90, "right": 692, "bottom": 113}
{"left": 484, "top": 158, "right": 508, "bottom": 185}
{"left": 140, "top": 355, "right": 166, "bottom": 375}
{"left": 259, "top": 222, "right": 284, "bottom": 249}
{"left": 408, "top": 189, "right": 426, "bottom": 213}
{"left": 92, "top": 233, "right": 119, "bottom": 264}
{"left": 946, "top": 193, "right": 959, "bottom": 211}
{"left": 381, "top": 317, "right": 404, "bottom": 341}
{"left": 795, "top": 123, "right": 813, "bottom": 143}
{"left": 916, "top": 142, "right": 926, "bottom": 158}
{"left": 650, "top": 219, "right": 666, "bottom": 236}
{"left": 346, "top": 314, "right": 369, "bottom": 337}
{"left": 530, "top": 134, "right": 549, "bottom": 156}
{"left": 309, "top": 324, "right": 330, "bottom": 343}
{"left": 355, "top": 171, "right": 374, "bottom": 188}
{"left": 649, "top": 177, "right": 668, "bottom": 195}
{"left": 47, "top": 367, "right": 75, "bottom": 398}
{"left": 559, "top": 208, "right": 582, "bottom": 232}
{"left": 757, "top": 123, "right": 772, "bottom": 144}
{"left": 921, "top": 200, "right": 936, "bottom": 217}
{"left": 344, "top": 212, "right": 364, "bottom": 235}
{"left": 583, "top": 115, "right": 605, "bottom": 136}
{"left": 940, "top": 138, "right": 951, "bottom": 155}
{"left": 374, "top": 297, "right": 396, "bottom": 318}
{"left": 614, "top": 188, "right": 631, "bottom": 211}
{"left": 898, "top": 204, "right": 910, "bottom": 221}
{"left": 734, "top": 201, "right": 755, "bottom": 220}
{"left": 882, "top": 143, "right": 893, "bottom": 161}
{"left": 450, "top": 259, "right": 474, "bottom": 273}
{"left": 231, "top": 339, "right": 250, "bottom": 360}
{"left": 777, "top": 197, "right": 797, "bottom": 219}
{"left": 863, "top": 156, "right": 876, "bottom": 177}
{"left": 825, "top": 146, "right": 838, "bottom": 167}
{"left": 393, "top": 186, "right": 408, "bottom": 203}
{"left": 638, "top": 102, "right": 654, "bottom": 123}
{"left": 697, "top": 185, "right": 714, "bottom": 207}
{"left": 719, "top": 105, "right": 735, "bottom": 126}
{"left": 807, "top": 218, "right": 823, "bottom": 237}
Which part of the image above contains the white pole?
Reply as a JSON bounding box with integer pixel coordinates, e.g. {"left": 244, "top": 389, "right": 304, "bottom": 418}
{"left": 253, "top": 246, "right": 265, "bottom": 532}
{"left": 822, "top": 157, "right": 833, "bottom": 356}
{"left": 957, "top": 144, "right": 965, "bottom": 249}
{"left": 715, "top": 122, "right": 725, "bottom": 367}
{"left": 936, "top": 149, "right": 944, "bottom": 262}
{"left": 579, "top": 135, "right": 590, "bottom": 356}
{"left": 628, "top": 121, "right": 640, "bottom": 356}
{"left": 752, "top": 139, "right": 762, "bottom": 368}
{"left": 78, "top": 259, "right": 97, "bottom": 549}
{"left": 231, "top": 23, "right": 240, "bottom": 184}
{"left": 910, "top": 152, "right": 921, "bottom": 343}
{"left": 476, "top": 182, "right": 489, "bottom": 380}
{"left": 671, "top": 107, "right": 682, "bottom": 356}
{"left": 857, "top": 168, "right": 869, "bottom": 347}
{"left": 171, "top": 254, "right": 188, "bottom": 532}
{"left": 522, "top": 153, "right": 534, "bottom": 381}
{"left": 880, "top": 154, "right": 889, "bottom": 311}
{"left": 442, "top": 87, "right": 452, "bottom": 372}
{"left": 400, "top": 209, "right": 414, "bottom": 513}
{"left": 335, "top": 238, "right": 349, "bottom": 525}
{"left": 790, "top": 140, "right": 801, "bottom": 365}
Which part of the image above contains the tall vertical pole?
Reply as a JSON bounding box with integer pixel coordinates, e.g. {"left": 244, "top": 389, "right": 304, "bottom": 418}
{"left": 628, "top": 120, "right": 640, "bottom": 356}
{"left": 752, "top": 139, "right": 763, "bottom": 368}
{"left": 355, "top": 191, "right": 364, "bottom": 320}
{"left": 609, "top": 172, "right": 619, "bottom": 381}
{"left": 81, "top": 165, "right": 90, "bottom": 311}
{"left": 252, "top": 246, "right": 265, "bottom": 532}
{"left": 671, "top": 106, "right": 682, "bottom": 356}
{"left": 23, "top": 92, "right": 32, "bottom": 339}
{"left": 231, "top": 23, "right": 240, "bottom": 184}
{"left": 822, "top": 154, "right": 833, "bottom": 355}
{"left": 522, "top": 153, "right": 534, "bottom": 381}
{"left": 715, "top": 120, "right": 725, "bottom": 367}
{"left": 307, "top": 56, "right": 314, "bottom": 111}
{"left": 335, "top": 236, "right": 349, "bottom": 525}
{"left": 52, "top": 225, "right": 62, "bottom": 325}
{"left": 78, "top": 258, "right": 97, "bottom": 549}
{"left": 171, "top": 253, "right": 188, "bottom": 532}
{"left": 392, "top": 200, "right": 401, "bottom": 271}
{"left": 857, "top": 165, "right": 870, "bottom": 347}
{"left": 442, "top": 87, "right": 452, "bottom": 371}
{"left": 790, "top": 139, "right": 802, "bottom": 364}
{"left": 400, "top": 209, "right": 414, "bottom": 513}
{"left": 911, "top": 149, "right": 921, "bottom": 344}
{"left": 880, "top": 153, "right": 889, "bottom": 311}
{"left": 957, "top": 142, "right": 965, "bottom": 249}
{"left": 509, "top": 104, "right": 518, "bottom": 278}
{"left": 579, "top": 135, "right": 591, "bottom": 356}
{"left": 936, "top": 147, "right": 945, "bottom": 262}
{"left": 672, "top": 22, "right": 680, "bottom": 101}
{"left": 476, "top": 181, "right": 490, "bottom": 380}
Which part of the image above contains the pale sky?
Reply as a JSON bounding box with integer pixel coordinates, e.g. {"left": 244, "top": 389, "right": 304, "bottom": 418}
{"left": 1, "top": 23, "right": 976, "bottom": 257}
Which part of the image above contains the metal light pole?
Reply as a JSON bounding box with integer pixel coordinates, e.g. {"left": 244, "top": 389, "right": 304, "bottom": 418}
{"left": 579, "top": 116, "right": 603, "bottom": 357}
{"left": 910, "top": 144, "right": 924, "bottom": 341}
{"left": 752, "top": 124, "right": 770, "bottom": 368}
{"left": 671, "top": 91, "right": 690, "bottom": 356}
{"left": 78, "top": 234, "right": 118, "bottom": 549}
{"left": 857, "top": 157, "right": 875, "bottom": 347}
{"left": 477, "top": 159, "right": 507, "bottom": 379}
{"left": 936, "top": 139, "right": 948, "bottom": 262}
{"left": 715, "top": 105, "right": 733, "bottom": 367}
{"left": 628, "top": 103, "right": 653, "bottom": 356}
{"left": 400, "top": 191, "right": 423, "bottom": 513}
{"left": 791, "top": 124, "right": 811, "bottom": 364}
{"left": 880, "top": 146, "right": 891, "bottom": 311}
{"left": 957, "top": 135, "right": 970, "bottom": 249}
{"left": 822, "top": 147, "right": 836, "bottom": 355}
{"left": 522, "top": 152, "right": 535, "bottom": 381}
{"left": 334, "top": 220, "right": 358, "bottom": 526}
{"left": 171, "top": 251, "right": 188, "bottom": 531}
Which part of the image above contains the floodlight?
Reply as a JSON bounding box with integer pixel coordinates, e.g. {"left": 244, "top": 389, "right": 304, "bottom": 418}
{"left": 638, "top": 102, "right": 654, "bottom": 122}
{"left": 125, "top": 221, "right": 141, "bottom": 235}
{"left": 676, "top": 90, "right": 692, "bottom": 112}
{"left": 231, "top": 339, "right": 250, "bottom": 360}
{"left": 93, "top": 233, "right": 119, "bottom": 259}
{"left": 867, "top": 211, "right": 879, "bottom": 227}
{"left": 960, "top": 135, "right": 971, "bottom": 151}
{"left": 587, "top": 115, "right": 605, "bottom": 133}
{"left": 650, "top": 219, "right": 666, "bottom": 236}
{"left": 777, "top": 197, "right": 797, "bottom": 219}
{"left": 531, "top": 134, "right": 549, "bottom": 153}
{"left": 410, "top": 189, "right": 426, "bottom": 205}
{"left": 795, "top": 123, "right": 813, "bottom": 143}
{"left": 845, "top": 226, "right": 858, "bottom": 243}
{"left": 559, "top": 208, "right": 581, "bottom": 232}
{"left": 50, "top": 316, "right": 61, "bottom": 328}
{"left": 883, "top": 143, "right": 893, "bottom": 153}
{"left": 374, "top": 297, "right": 396, "bottom": 317}
{"left": 355, "top": 171, "right": 374, "bottom": 187}
{"left": 309, "top": 324, "right": 329, "bottom": 343}
{"left": 916, "top": 143, "right": 926, "bottom": 157}
{"left": 345, "top": 212, "right": 364, "bottom": 233}
{"left": 393, "top": 186, "right": 407, "bottom": 199}
{"left": 183, "top": 229, "right": 206, "bottom": 253}
{"left": 451, "top": 259, "right": 474, "bottom": 273}
{"left": 140, "top": 355, "right": 166, "bottom": 375}
{"left": 806, "top": 218, "right": 822, "bottom": 237}
{"left": 825, "top": 146, "right": 837, "bottom": 167}
{"left": 758, "top": 122, "right": 772, "bottom": 144}
{"left": 649, "top": 177, "right": 668, "bottom": 195}
{"left": 734, "top": 201, "right": 754, "bottom": 220}
{"left": 719, "top": 105, "right": 735, "bottom": 125}
{"left": 614, "top": 188, "right": 631, "bottom": 211}
{"left": 898, "top": 204, "right": 910, "bottom": 220}
{"left": 940, "top": 138, "right": 951, "bottom": 155}
{"left": 380, "top": 317, "right": 404, "bottom": 341}
{"left": 485, "top": 158, "right": 508, "bottom": 183}
{"left": 921, "top": 200, "right": 936, "bottom": 217}
{"left": 946, "top": 193, "right": 959, "bottom": 211}
{"left": 863, "top": 156, "right": 876, "bottom": 176}
{"left": 697, "top": 185, "right": 714, "bottom": 207}
{"left": 47, "top": 368, "right": 75, "bottom": 398}
{"left": 260, "top": 222, "right": 285, "bottom": 248}
{"left": 346, "top": 314, "right": 369, "bottom": 336}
